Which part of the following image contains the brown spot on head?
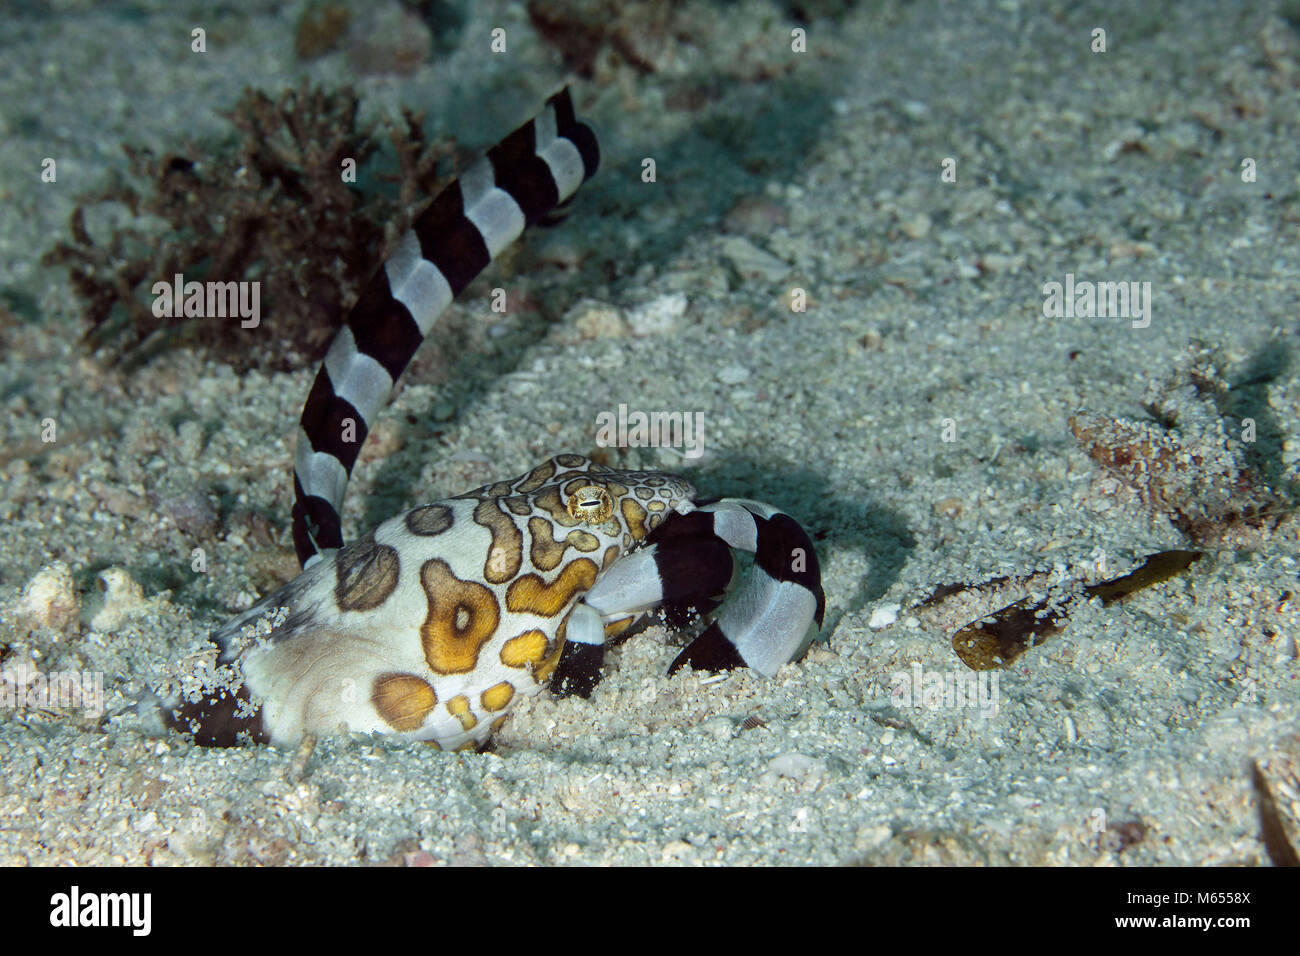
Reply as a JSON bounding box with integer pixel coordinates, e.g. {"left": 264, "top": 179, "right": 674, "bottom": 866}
{"left": 534, "top": 486, "right": 580, "bottom": 527}
{"left": 528, "top": 516, "right": 601, "bottom": 571}
{"left": 335, "top": 533, "right": 400, "bottom": 611}
{"left": 602, "top": 544, "right": 621, "bottom": 570}
{"left": 503, "top": 495, "right": 534, "bottom": 516}
{"left": 620, "top": 497, "right": 648, "bottom": 541}
{"left": 553, "top": 453, "right": 589, "bottom": 468}
{"left": 455, "top": 479, "right": 514, "bottom": 501}
{"left": 405, "top": 504, "right": 453, "bottom": 537}
{"left": 514, "top": 459, "right": 557, "bottom": 493}
{"left": 420, "top": 558, "right": 501, "bottom": 674}
{"left": 506, "top": 558, "right": 599, "bottom": 617}
{"left": 472, "top": 497, "right": 523, "bottom": 584}
{"left": 371, "top": 673, "right": 437, "bottom": 732}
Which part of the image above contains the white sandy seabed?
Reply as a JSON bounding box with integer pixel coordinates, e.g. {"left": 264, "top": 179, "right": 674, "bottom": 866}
{"left": 0, "top": 0, "right": 1297, "bottom": 865}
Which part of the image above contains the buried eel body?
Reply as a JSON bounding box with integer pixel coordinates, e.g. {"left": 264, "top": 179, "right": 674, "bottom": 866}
{"left": 161, "top": 88, "right": 825, "bottom": 749}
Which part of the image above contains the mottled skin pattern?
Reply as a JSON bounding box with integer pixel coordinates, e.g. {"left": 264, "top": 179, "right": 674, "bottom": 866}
{"left": 205, "top": 454, "right": 693, "bottom": 750}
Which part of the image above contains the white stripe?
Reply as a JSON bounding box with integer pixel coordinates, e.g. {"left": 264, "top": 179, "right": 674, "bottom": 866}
{"left": 460, "top": 157, "right": 527, "bottom": 258}
{"left": 537, "top": 136, "right": 585, "bottom": 202}
{"left": 294, "top": 429, "right": 349, "bottom": 507}
{"left": 324, "top": 326, "right": 393, "bottom": 423}
{"left": 383, "top": 228, "right": 423, "bottom": 291}
{"left": 534, "top": 103, "right": 559, "bottom": 150}
{"left": 699, "top": 502, "right": 759, "bottom": 553}
{"left": 717, "top": 577, "right": 819, "bottom": 678}
{"left": 459, "top": 156, "right": 497, "bottom": 207}
{"left": 583, "top": 548, "right": 664, "bottom": 615}
{"left": 534, "top": 104, "right": 585, "bottom": 199}
{"left": 566, "top": 603, "right": 606, "bottom": 646}
{"left": 385, "top": 230, "right": 454, "bottom": 336}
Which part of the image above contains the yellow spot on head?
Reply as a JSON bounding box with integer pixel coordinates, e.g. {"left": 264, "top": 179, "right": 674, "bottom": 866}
{"left": 481, "top": 681, "right": 515, "bottom": 712}
{"left": 420, "top": 559, "right": 502, "bottom": 675}
{"left": 533, "top": 608, "right": 571, "bottom": 684}
{"left": 603, "top": 616, "right": 635, "bottom": 638}
{"left": 501, "top": 629, "right": 549, "bottom": 668}
{"left": 621, "top": 497, "right": 648, "bottom": 541}
{"left": 446, "top": 694, "right": 477, "bottom": 731}
{"left": 371, "top": 673, "right": 437, "bottom": 732}
{"left": 506, "top": 559, "right": 598, "bottom": 616}
{"left": 534, "top": 636, "right": 566, "bottom": 684}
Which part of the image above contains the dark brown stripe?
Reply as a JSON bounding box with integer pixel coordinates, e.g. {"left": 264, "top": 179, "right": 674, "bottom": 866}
{"left": 487, "top": 123, "right": 561, "bottom": 226}
{"left": 299, "top": 368, "right": 367, "bottom": 473}
{"left": 345, "top": 269, "right": 424, "bottom": 382}
{"left": 668, "top": 622, "right": 745, "bottom": 676}
{"left": 754, "top": 513, "right": 826, "bottom": 627}
{"left": 550, "top": 87, "right": 600, "bottom": 180}
{"left": 652, "top": 536, "right": 733, "bottom": 605}
{"left": 291, "top": 87, "right": 599, "bottom": 569}
{"left": 411, "top": 180, "right": 492, "bottom": 295}
{"left": 646, "top": 509, "right": 717, "bottom": 543}
{"left": 292, "top": 473, "right": 344, "bottom": 558}
{"left": 550, "top": 641, "right": 605, "bottom": 698}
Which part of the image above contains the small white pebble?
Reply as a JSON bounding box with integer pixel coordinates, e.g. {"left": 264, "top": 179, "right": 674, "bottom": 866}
{"left": 702, "top": 717, "right": 732, "bottom": 741}
{"left": 626, "top": 292, "right": 687, "bottom": 337}
{"left": 661, "top": 839, "right": 694, "bottom": 860}
{"left": 716, "top": 364, "right": 750, "bottom": 385}
{"left": 868, "top": 603, "right": 900, "bottom": 629}
{"left": 89, "top": 567, "right": 147, "bottom": 632}
{"left": 720, "top": 236, "right": 791, "bottom": 281}
{"left": 767, "top": 752, "right": 825, "bottom": 782}
{"left": 17, "top": 562, "right": 79, "bottom": 634}
{"left": 900, "top": 212, "right": 931, "bottom": 239}
{"left": 571, "top": 300, "right": 629, "bottom": 339}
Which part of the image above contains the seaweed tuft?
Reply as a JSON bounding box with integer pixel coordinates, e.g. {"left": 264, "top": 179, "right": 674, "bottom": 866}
{"left": 43, "top": 81, "right": 453, "bottom": 372}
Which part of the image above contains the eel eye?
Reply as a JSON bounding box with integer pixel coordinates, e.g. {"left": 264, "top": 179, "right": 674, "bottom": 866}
{"left": 566, "top": 484, "right": 614, "bottom": 523}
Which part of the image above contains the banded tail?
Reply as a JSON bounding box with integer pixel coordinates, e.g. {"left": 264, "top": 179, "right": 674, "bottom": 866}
{"left": 290, "top": 87, "right": 599, "bottom": 565}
